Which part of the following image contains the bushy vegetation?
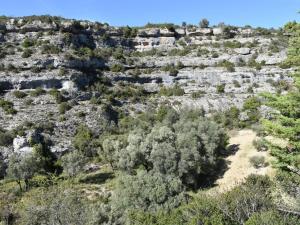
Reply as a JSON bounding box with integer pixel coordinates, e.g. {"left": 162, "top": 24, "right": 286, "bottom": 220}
{"left": 0, "top": 128, "right": 14, "bottom": 147}
{"left": 128, "top": 175, "right": 299, "bottom": 225}
{"left": 0, "top": 99, "right": 17, "bottom": 114}
{"left": 22, "top": 38, "right": 35, "bottom": 48}
{"left": 217, "top": 60, "right": 235, "bottom": 72}
{"left": 30, "top": 87, "right": 46, "bottom": 97}
{"left": 249, "top": 156, "right": 267, "bottom": 168}
{"left": 242, "top": 96, "right": 262, "bottom": 124}
{"left": 223, "top": 40, "right": 242, "bottom": 48}
{"left": 21, "top": 48, "right": 33, "bottom": 58}
{"left": 281, "top": 21, "right": 300, "bottom": 67}
{"left": 159, "top": 85, "right": 185, "bottom": 96}
{"left": 41, "top": 44, "right": 61, "bottom": 54}
{"left": 110, "top": 63, "right": 125, "bottom": 72}
{"left": 216, "top": 83, "right": 226, "bottom": 93}
{"left": 13, "top": 90, "right": 27, "bottom": 99}
{"left": 58, "top": 102, "right": 72, "bottom": 114}
{"left": 162, "top": 63, "right": 179, "bottom": 76}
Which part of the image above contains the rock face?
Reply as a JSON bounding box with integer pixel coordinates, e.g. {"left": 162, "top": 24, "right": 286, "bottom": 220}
{"left": 234, "top": 48, "right": 251, "bottom": 55}
{"left": 13, "top": 130, "right": 41, "bottom": 154}
{"left": 0, "top": 16, "right": 292, "bottom": 157}
{"left": 13, "top": 136, "right": 33, "bottom": 154}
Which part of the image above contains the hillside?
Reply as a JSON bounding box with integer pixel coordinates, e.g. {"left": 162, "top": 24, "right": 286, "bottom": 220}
{"left": 0, "top": 16, "right": 299, "bottom": 225}
{"left": 0, "top": 16, "right": 293, "bottom": 155}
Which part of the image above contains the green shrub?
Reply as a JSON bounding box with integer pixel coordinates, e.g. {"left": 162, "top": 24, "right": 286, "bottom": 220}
{"left": 279, "top": 61, "right": 292, "bottom": 69}
{"left": 216, "top": 84, "right": 226, "bottom": 93}
{"left": 0, "top": 49, "right": 7, "bottom": 59}
{"left": 237, "top": 58, "right": 247, "bottom": 66}
{"left": 214, "top": 106, "right": 241, "bottom": 128}
{"left": 233, "top": 80, "right": 241, "bottom": 88}
{"left": 22, "top": 48, "right": 33, "bottom": 58}
{"left": 253, "top": 138, "right": 268, "bottom": 151}
{"left": 112, "top": 47, "right": 125, "bottom": 60}
{"left": 191, "top": 90, "right": 206, "bottom": 98}
{"left": 168, "top": 48, "right": 190, "bottom": 56}
{"left": 242, "top": 97, "right": 261, "bottom": 124}
{"left": 0, "top": 99, "right": 17, "bottom": 114}
{"left": 129, "top": 68, "right": 141, "bottom": 78}
{"left": 177, "top": 39, "right": 187, "bottom": 47}
{"left": 211, "top": 52, "right": 219, "bottom": 58}
{"left": 162, "top": 63, "right": 179, "bottom": 76}
{"left": 122, "top": 26, "right": 137, "bottom": 38}
{"left": 61, "top": 150, "right": 87, "bottom": 177}
{"left": 30, "top": 66, "right": 42, "bottom": 73}
{"left": 243, "top": 97, "right": 261, "bottom": 111}
{"left": 74, "top": 47, "right": 94, "bottom": 58}
{"left": 58, "top": 102, "right": 72, "bottom": 114}
{"left": 13, "top": 90, "right": 27, "bottom": 98}
{"left": 25, "top": 98, "right": 33, "bottom": 106}
{"left": 223, "top": 41, "right": 242, "bottom": 48}
{"left": 217, "top": 60, "right": 235, "bottom": 72}
{"left": 159, "top": 85, "right": 185, "bottom": 96}
{"left": 73, "top": 125, "right": 94, "bottom": 156}
{"left": 59, "top": 68, "right": 67, "bottom": 76}
{"left": 30, "top": 87, "right": 46, "bottom": 97}
{"left": 218, "top": 175, "right": 273, "bottom": 224}
{"left": 176, "top": 61, "right": 184, "bottom": 69}
{"left": 41, "top": 44, "right": 61, "bottom": 54}
{"left": 0, "top": 130, "right": 14, "bottom": 146}
{"left": 49, "top": 89, "right": 65, "bottom": 103}
{"left": 110, "top": 64, "right": 125, "bottom": 72}
{"left": 169, "top": 67, "right": 179, "bottom": 76}
{"left": 245, "top": 210, "right": 299, "bottom": 225}
{"left": 197, "top": 48, "right": 210, "bottom": 57}
{"left": 249, "top": 156, "right": 268, "bottom": 168}
{"left": 22, "top": 38, "right": 35, "bottom": 48}
{"left": 248, "top": 58, "right": 264, "bottom": 70}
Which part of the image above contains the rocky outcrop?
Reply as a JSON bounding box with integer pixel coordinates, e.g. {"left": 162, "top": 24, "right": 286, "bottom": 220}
{"left": 13, "top": 130, "right": 41, "bottom": 154}
{"left": 0, "top": 16, "right": 291, "bottom": 159}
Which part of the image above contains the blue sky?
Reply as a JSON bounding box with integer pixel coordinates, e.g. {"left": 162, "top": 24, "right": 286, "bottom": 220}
{"left": 0, "top": 0, "right": 299, "bottom": 28}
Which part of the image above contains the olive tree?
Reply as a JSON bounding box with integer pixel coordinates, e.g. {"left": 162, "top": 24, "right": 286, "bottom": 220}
{"left": 112, "top": 170, "right": 186, "bottom": 215}
{"left": 73, "top": 125, "right": 94, "bottom": 156}
{"left": 118, "top": 115, "right": 228, "bottom": 188}
{"left": 98, "top": 134, "right": 126, "bottom": 169}
{"left": 6, "top": 153, "right": 38, "bottom": 190}
{"left": 61, "top": 150, "right": 86, "bottom": 177}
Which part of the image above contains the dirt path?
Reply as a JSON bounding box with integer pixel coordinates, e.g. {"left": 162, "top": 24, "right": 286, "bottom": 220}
{"left": 209, "top": 129, "right": 274, "bottom": 194}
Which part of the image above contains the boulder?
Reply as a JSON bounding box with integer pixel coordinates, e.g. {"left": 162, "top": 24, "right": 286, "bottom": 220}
{"left": 213, "top": 27, "right": 223, "bottom": 35}
{"left": 13, "top": 130, "right": 42, "bottom": 154}
{"left": 199, "top": 28, "right": 213, "bottom": 35}
{"left": 13, "top": 136, "right": 33, "bottom": 154}
{"left": 137, "top": 28, "right": 160, "bottom": 37}
{"left": 160, "top": 28, "right": 175, "bottom": 37}
{"left": 235, "top": 48, "right": 251, "bottom": 55}
{"left": 175, "top": 28, "right": 186, "bottom": 36}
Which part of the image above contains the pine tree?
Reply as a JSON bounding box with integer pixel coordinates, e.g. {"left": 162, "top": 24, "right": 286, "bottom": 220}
{"left": 262, "top": 22, "right": 300, "bottom": 175}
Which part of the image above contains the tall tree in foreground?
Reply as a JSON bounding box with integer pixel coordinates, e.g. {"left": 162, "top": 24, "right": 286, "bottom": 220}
{"left": 262, "top": 21, "right": 300, "bottom": 214}
{"left": 262, "top": 22, "right": 300, "bottom": 175}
